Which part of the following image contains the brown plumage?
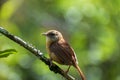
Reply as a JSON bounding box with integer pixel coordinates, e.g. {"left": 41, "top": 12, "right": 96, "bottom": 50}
{"left": 42, "top": 30, "right": 86, "bottom": 80}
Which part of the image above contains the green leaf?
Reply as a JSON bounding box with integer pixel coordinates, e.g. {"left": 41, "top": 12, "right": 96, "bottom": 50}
{"left": 0, "top": 49, "right": 17, "bottom": 58}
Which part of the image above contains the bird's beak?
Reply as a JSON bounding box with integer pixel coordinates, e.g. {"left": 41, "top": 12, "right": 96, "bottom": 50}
{"left": 41, "top": 33, "right": 47, "bottom": 36}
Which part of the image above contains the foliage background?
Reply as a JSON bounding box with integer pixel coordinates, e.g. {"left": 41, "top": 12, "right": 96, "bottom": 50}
{"left": 0, "top": 0, "right": 120, "bottom": 80}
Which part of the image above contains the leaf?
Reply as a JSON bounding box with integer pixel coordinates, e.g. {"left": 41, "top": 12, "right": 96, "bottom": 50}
{"left": 0, "top": 49, "right": 17, "bottom": 58}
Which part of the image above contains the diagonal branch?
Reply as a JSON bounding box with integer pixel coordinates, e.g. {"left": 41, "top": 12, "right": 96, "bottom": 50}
{"left": 0, "top": 27, "right": 75, "bottom": 80}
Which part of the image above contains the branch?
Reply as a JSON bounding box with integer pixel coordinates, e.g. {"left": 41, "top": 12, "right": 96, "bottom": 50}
{"left": 0, "top": 27, "right": 75, "bottom": 80}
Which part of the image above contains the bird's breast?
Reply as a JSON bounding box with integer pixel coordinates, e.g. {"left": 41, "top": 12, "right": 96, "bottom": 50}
{"left": 46, "top": 40, "right": 63, "bottom": 64}
{"left": 50, "top": 52, "right": 62, "bottom": 64}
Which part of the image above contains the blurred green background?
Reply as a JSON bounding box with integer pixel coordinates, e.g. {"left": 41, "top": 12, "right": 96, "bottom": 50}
{"left": 0, "top": 0, "right": 120, "bottom": 80}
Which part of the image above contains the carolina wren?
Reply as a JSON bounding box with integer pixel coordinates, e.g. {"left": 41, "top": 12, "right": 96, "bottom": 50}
{"left": 42, "top": 30, "right": 86, "bottom": 80}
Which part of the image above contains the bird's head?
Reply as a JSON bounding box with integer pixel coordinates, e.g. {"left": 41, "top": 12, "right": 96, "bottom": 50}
{"left": 42, "top": 30, "right": 63, "bottom": 42}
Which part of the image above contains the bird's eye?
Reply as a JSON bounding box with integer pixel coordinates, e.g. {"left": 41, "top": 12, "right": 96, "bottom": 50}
{"left": 49, "top": 33, "right": 55, "bottom": 36}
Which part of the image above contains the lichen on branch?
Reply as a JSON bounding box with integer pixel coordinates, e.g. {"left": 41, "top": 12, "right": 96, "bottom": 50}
{"left": 0, "top": 27, "right": 75, "bottom": 80}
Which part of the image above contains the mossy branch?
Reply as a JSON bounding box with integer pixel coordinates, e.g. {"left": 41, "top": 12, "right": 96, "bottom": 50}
{"left": 0, "top": 27, "right": 75, "bottom": 80}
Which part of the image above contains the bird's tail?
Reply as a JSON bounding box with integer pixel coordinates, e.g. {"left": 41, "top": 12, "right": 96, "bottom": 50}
{"left": 75, "top": 64, "right": 86, "bottom": 80}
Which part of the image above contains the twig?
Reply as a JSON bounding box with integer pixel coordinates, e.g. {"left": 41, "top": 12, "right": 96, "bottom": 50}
{"left": 0, "top": 27, "right": 75, "bottom": 80}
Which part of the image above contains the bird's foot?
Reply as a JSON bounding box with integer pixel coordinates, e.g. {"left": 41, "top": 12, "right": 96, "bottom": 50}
{"left": 49, "top": 59, "right": 53, "bottom": 68}
{"left": 64, "top": 65, "right": 71, "bottom": 74}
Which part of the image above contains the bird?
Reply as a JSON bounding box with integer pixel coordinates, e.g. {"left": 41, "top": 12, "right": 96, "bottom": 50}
{"left": 42, "top": 30, "right": 86, "bottom": 80}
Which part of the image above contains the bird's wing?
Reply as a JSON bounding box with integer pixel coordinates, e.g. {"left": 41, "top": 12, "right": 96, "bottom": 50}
{"left": 50, "top": 39, "right": 78, "bottom": 65}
